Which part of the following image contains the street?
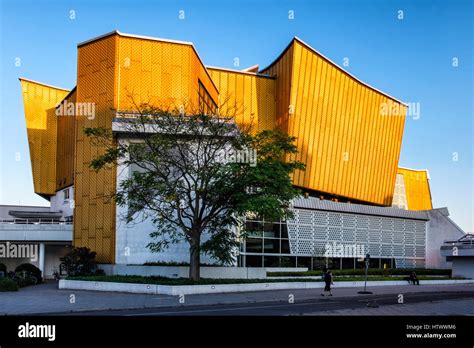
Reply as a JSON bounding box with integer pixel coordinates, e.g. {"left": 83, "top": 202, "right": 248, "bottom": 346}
{"left": 1, "top": 281, "right": 474, "bottom": 316}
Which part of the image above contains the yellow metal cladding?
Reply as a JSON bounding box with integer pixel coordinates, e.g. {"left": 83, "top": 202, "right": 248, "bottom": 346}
{"left": 74, "top": 34, "right": 118, "bottom": 263}
{"left": 21, "top": 31, "right": 423, "bottom": 263}
{"left": 207, "top": 68, "right": 276, "bottom": 131}
{"left": 260, "top": 44, "right": 294, "bottom": 133}
{"left": 116, "top": 35, "right": 218, "bottom": 113}
{"left": 19, "top": 78, "right": 70, "bottom": 197}
{"left": 397, "top": 168, "right": 433, "bottom": 210}
{"left": 56, "top": 88, "right": 76, "bottom": 190}
{"left": 73, "top": 32, "right": 221, "bottom": 262}
{"left": 262, "top": 39, "right": 407, "bottom": 206}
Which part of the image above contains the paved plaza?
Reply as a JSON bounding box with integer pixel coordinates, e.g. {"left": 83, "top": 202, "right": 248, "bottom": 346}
{"left": 0, "top": 281, "right": 473, "bottom": 315}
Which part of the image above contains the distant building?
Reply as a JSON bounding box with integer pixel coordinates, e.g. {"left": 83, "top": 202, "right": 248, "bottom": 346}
{"left": 0, "top": 205, "right": 72, "bottom": 278}
{"left": 18, "top": 31, "right": 464, "bottom": 270}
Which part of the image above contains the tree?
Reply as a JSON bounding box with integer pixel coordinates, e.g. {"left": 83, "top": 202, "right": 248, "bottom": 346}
{"left": 85, "top": 104, "right": 304, "bottom": 280}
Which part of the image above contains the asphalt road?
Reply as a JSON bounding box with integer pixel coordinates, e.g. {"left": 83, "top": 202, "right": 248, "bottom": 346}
{"left": 53, "top": 290, "right": 474, "bottom": 316}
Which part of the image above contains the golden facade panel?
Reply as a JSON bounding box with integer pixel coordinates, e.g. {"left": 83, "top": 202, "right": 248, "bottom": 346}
{"left": 21, "top": 31, "right": 433, "bottom": 263}
{"left": 19, "top": 78, "right": 70, "bottom": 197}
{"left": 398, "top": 168, "right": 433, "bottom": 211}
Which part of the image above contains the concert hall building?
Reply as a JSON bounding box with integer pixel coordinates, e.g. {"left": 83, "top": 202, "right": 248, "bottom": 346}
{"left": 17, "top": 31, "right": 464, "bottom": 273}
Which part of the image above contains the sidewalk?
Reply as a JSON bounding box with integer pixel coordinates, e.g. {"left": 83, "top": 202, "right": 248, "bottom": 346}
{"left": 309, "top": 297, "right": 474, "bottom": 315}
{"left": 0, "top": 281, "right": 473, "bottom": 315}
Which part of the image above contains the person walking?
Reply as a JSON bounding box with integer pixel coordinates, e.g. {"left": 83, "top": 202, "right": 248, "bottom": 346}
{"left": 321, "top": 269, "right": 334, "bottom": 296}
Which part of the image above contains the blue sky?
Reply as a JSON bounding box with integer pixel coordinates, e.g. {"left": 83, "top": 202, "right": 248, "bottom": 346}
{"left": 0, "top": 0, "right": 472, "bottom": 231}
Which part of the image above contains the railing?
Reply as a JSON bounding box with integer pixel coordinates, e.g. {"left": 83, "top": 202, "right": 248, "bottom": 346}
{"left": 0, "top": 218, "right": 73, "bottom": 225}
{"left": 444, "top": 233, "right": 474, "bottom": 245}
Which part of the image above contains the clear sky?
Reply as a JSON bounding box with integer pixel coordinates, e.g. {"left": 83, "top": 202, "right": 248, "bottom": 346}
{"left": 0, "top": 0, "right": 472, "bottom": 231}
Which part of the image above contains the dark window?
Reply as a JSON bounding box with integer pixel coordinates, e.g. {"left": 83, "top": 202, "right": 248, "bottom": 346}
{"left": 198, "top": 80, "right": 217, "bottom": 115}
{"left": 264, "top": 256, "right": 280, "bottom": 267}
{"left": 263, "top": 239, "right": 280, "bottom": 253}
{"left": 281, "top": 239, "right": 290, "bottom": 253}
{"left": 279, "top": 256, "right": 296, "bottom": 267}
{"left": 342, "top": 257, "right": 355, "bottom": 269}
{"left": 246, "top": 255, "right": 263, "bottom": 267}
{"left": 245, "top": 238, "right": 263, "bottom": 253}
{"left": 312, "top": 257, "right": 327, "bottom": 271}
{"left": 297, "top": 257, "right": 312, "bottom": 268}
{"left": 327, "top": 258, "right": 341, "bottom": 270}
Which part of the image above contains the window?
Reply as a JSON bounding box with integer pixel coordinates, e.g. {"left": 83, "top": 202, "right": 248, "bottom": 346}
{"left": 63, "top": 188, "right": 70, "bottom": 200}
{"left": 198, "top": 80, "right": 217, "bottom": 115}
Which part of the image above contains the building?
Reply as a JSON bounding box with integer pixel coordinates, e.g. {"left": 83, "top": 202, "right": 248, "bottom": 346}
{"left": 18, "top": 31, "right": 464, "bottom": 271}
{"left": 0, "top": 205, "right": 72, "bottom": 278}
{"left": 441, "top": 234, "right": 474, "bottom": 278}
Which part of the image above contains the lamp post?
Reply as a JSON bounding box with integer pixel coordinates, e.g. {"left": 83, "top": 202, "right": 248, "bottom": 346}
{"left": 358, "top": 253, "right": 373, "bottom": 294}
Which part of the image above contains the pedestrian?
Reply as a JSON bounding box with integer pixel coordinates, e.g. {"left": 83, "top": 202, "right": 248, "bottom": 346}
{"left": 321, "top": 269, "right": 334, "bottom": 296}
{"left": 409, "top": 271, "right": 420, "bottom": 285}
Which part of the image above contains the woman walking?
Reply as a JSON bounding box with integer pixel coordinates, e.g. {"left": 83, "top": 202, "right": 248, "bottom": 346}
{"left": 321, "top": 269, "right": 334, "bottom": 296}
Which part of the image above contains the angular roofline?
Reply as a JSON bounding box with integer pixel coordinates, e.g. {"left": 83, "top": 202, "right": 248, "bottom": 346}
{"left": 398, "top": 166, "right": 431, "bottom": 180}
{"left": 260, "top": 37, "right": 408, "bottom": 107}
{"left": 206, "top": 66, "right": 275, "bottom": 79}
{"left": 60, "top": 86, "right": 77, "bottom": 103}
{"left": 292, "top": 196, "right": 429, "bottom": 221}
{"left": 77, "top": 30, "right": 219, "bottom": 94}
{"left": 18, "top": 77, "right": 70, "bottom": 92}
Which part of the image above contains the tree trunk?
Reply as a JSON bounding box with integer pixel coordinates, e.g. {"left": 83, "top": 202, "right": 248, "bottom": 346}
{"left": 189, "top": 234, "right": 201, "bottom": 281}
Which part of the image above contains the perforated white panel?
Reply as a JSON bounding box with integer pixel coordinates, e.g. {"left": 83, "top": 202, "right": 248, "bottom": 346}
{"left": 286, "top": 208, "right": 426, "bottom": 265}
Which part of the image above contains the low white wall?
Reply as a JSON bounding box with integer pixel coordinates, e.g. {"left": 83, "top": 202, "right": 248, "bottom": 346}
{"left": 59, "top": 279, "right": 474, "bottom": 296}
{"left": 265, "top": 267, "right": 308, "bottom": 273}
{"left": 452, "top": 258, "right": 474, "bottom": 279}
{"left": 98, "top": 264, "right": 267, "bottom": 279}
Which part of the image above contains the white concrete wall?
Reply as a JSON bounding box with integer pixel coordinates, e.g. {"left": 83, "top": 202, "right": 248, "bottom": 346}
{"left": 44, "top": 244, "right": 69, "bottom": 277}
{"left": 115, "top": 140, "right": 219, "bottom": 265}
{"left": 0, "top": 244, "right": 69, "bottom": 278}
{"left": 451, "top": 258, "right": 474, "bottom": 279}
{"left": 50, "top": 186, "right": 74, "bottom": 219}
{"left": 425, "top": 209, "right": 465, "bottom": 269}
{"left": 99, "top": 264, "right": 267, "bottom": 279}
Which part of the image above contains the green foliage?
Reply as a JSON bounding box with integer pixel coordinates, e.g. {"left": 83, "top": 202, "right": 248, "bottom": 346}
{"left": 60, "top": 247, "right": 101, "bottom": 276}
{"left": 85, "top": 106, "right": 305, "bottom": 279}
{"left": 15, "top": 263, "right": 42, "bottom": 283}
{"left": 268, "top": 268, "right": 452, "bottom": 277}
{"left": 0, "top": 277, "right": 18, "bottom": 291}
{"left": 66, "top": 274, "right": 454, "bottom": 286}
{"left": 0, "top": 263, "right": 7, "bottom": 274}
{"left": 143, "top": 261, "right": 225, "bottom": 267}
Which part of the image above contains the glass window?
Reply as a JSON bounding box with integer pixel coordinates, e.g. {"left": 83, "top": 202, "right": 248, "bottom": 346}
{"left": 380, "top": 258, "right": 392, "bottom": 269}
{"left": 264, "top": 256, "right": 280, "bottom": 267}
{"left": 245, "top": 220, "right": 263, "bottom": 237}
{"left": 245, "top": 238, "right": 263, "bottom": 253}
{"left": 369, "top": 258, "right": 380, "bottom": 269}
{"left": 327, "top": 257, "right": 341, "bottom": 270}
{"left": 341, "top": 257, "right": 355, "bottom": 269}
{"left": 281, "top": 239, "right": 290, "bottom": 253}
{"left": 312, "top": 257, "right": 327, "bottom": 271}
{"left": 279, "top": 256, "right": 296, "bottom": 267}
{"left": 297, "top": 257, "right": 311, "bottom": 268}
{"left": 198, "top": 80, "right": 217, "bottom": 115}
{"left": 263, "top": 222, "right": 280, "bottom": 238}
{"left": 281, "top": 223, "right": 289, "bottom": 239}
{"left": 263, "top": 239, "right": 280, "bottom": 253}
{"left": 246, "top": 255, "right": 263, "bottom": 267}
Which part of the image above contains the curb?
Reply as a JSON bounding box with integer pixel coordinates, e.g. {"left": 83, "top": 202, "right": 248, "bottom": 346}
{"left": 59, "top": 279, "right": 474, "bottom": 296}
